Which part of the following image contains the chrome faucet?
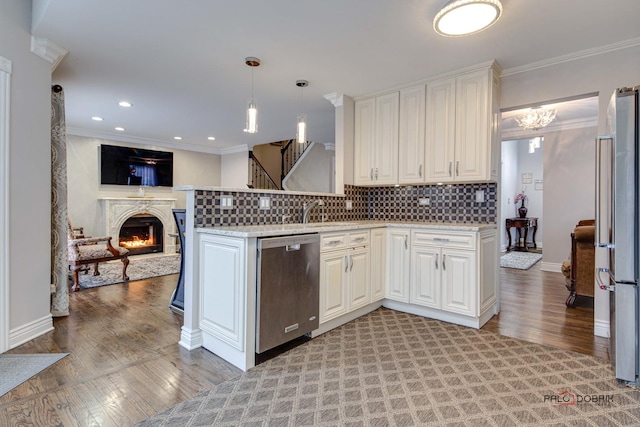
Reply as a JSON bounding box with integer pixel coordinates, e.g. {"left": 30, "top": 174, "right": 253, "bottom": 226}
{"left": 302, "top": 199, "right": 324, "bottom": 224}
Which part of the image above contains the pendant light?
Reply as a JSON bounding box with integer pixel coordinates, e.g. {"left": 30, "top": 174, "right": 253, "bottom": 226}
{"left": 244, "top": 57, "right": 260, "bottom": 134}
{"left": 296, "top": 80, "right": 308, "bottom": 144}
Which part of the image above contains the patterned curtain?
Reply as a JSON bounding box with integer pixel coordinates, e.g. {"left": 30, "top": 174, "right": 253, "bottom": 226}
{"left": 51, "top": 85, "right": 69, "bottom": 317}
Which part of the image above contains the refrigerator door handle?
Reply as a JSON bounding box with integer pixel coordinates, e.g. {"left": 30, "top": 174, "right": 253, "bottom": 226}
{"left": 595, "top": 135, "right": 614, "bottom": 248}
{"left": 595, "top": 267, "right": 614, "bottom": 291}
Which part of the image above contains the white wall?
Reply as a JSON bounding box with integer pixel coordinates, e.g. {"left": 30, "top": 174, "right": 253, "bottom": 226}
{"left": 67, "top": 135, "right": 221, "bottom": 237}
{"left": 221, "top": 147, "right": 249, "bottom": 188}
{"left": 500, "top": 140, "right": 518, "bottom": 248}
{"left": 1, "top": 0, "right": 54, "bottom": 348}
{"left": 542, "top": 126, "right": 596, "bottom": 265}
{"left": 283, "top": 143, "right": 334, "bottom": 193}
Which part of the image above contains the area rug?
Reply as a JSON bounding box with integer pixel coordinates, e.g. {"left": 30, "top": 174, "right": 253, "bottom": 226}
{"left": 135, "top": 308, "right": 640, "bottom": 426}
{"left": 0, "top": 353, "right": 68, "bottom": 397}
{"left": 74, "top": 254, "right": 180, "bottom": 289}
{"left": 500, "top": 251, "right": 543, "bottom": 270}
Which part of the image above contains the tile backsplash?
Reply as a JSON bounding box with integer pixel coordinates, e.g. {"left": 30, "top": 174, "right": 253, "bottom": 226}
{"left": 193, "top": 182, "right": 496, "bottom": 227}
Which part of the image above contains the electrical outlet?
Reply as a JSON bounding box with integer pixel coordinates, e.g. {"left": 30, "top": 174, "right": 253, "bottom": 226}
{"left": 345, "top": 200, "right": 353, "bottom": 210}
{"left": 259, "top": 196, "right": 271, "bottom": 210}
{"left": 475, "top": 190, "right": 485, "bottom": 203}
{"left": 418, "top": 198, "right": 430, "bottom": 206}
{"left": 220, "top": 195, "right": 233, "bottom": 209}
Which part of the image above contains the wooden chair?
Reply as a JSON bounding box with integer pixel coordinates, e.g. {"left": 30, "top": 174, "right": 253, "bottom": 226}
{"left": 67, "top": 219, "right": 130, "bottom": 291}
{"left": 561, "top": 219, "right": 595, "bottom": 307}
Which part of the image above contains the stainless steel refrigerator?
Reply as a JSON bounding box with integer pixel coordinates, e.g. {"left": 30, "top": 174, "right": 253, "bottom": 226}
{"left": 596, "top": 86, "right": 640, "bottom": 386}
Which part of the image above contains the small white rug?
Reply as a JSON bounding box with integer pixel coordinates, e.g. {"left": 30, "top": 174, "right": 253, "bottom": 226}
{"left": 0, "top": 353, "right": 67, "bottom": 397}
{"left": 74, "top": 254, "right": 180, "bottom": 289}
{"left": 500, "top": 251, "right": 542, "bottom": 270}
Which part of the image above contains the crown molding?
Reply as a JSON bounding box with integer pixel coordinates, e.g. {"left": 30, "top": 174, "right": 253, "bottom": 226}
{"left": 502, "top": 37, "right": 640, "bottom": 77}
{"left": 323, "top": 92, "right": 343, "bottom": 107}
{"left": 30, "top": 37, "right": 68, "bottom": 72}
{"left": 219, "top": 145, "right": 249, "bottom": 155}
{"left": 66, "top": 127, "right": 222, "bottom": 155}
{"left": 501, "top": 116, "right": 598, "bottom": 140}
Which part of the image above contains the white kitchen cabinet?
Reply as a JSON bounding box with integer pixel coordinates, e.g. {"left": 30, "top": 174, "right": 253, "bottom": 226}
{"left": 398, "top": 84, "right": 426, "bottom": 184}
{"left": 370, "top": 228, "right": 386, "bottom": 302}
{"left": 440, "top": 249, "right": 476, "bottom": 317}
{"left": 385, "top": 228, "right": 410, "bottom": 303}
{"left": 410, "top": 246, "right": 440, "bottom": 309}
{"left": 354, "top": 93, "right": 399, "bottom": 185}
{"left": 425, "top": 63, "right": 500, "bottom": 183}
{"left": 319, "top": 231, "right": 370, "bottom": 323}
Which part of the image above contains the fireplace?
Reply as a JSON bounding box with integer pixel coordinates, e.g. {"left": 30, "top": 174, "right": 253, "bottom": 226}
{"left": 119, "top": 214, "right": 164, "bottom": 255}
{"left": 99, "top": 197, "right": 177, "bottom": 255}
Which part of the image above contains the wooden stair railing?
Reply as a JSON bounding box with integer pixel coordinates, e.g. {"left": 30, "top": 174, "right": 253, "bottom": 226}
{"left": 281, "top": 138, "right": 312, "bottom": 183}
{"left": 248, "top": 151, "right": 280, "bottom": 190}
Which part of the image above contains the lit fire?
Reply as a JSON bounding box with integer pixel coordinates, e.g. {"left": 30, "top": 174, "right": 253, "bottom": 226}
{"left": 120, "top": 236, "right": 154, "bottom": 248}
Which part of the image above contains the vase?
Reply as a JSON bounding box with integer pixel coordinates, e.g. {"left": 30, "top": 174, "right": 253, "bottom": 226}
{"left": 518, "top": 200, "right": 528, "bottom": 218}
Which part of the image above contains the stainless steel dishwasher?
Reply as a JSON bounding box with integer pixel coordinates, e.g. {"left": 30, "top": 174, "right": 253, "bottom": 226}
{"left": 256, "top": 233, "right": 320, "bottom": 354}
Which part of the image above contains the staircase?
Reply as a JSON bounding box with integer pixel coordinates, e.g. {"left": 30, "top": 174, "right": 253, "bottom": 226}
{"left": 247, "top": 139, "right": 313, "bottom": 190}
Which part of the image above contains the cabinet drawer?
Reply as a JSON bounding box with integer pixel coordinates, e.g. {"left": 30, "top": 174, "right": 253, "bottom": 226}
{"left": 320, "top": 233, "right": 348, "bottom": 251}
{"left": 348, "top": 231, "right": 369, "bottom": 246}
{"left": 412, "top": 231, "right": 475, "bottom": 249}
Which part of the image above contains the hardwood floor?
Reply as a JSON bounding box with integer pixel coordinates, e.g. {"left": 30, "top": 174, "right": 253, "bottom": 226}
{"left": 1, "top": 257, "right": 610, "bottom": 426}
{"left": 484, "top": 257, "right": 611, "bottom": 361}
{"left": 0, "top": 275, "right": 240, "bottom": 427}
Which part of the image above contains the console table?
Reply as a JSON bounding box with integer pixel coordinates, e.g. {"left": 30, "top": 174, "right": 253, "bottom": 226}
{"left": 505, "top": 217, "right": 538, "bottom": 252}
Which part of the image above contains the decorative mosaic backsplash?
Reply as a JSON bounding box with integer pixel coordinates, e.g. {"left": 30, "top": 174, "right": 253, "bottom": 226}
{"left": 193, "top": 182, "right": 496, "bottom": 227}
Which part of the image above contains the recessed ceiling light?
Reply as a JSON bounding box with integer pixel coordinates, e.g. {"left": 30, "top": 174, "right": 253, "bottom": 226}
{"left": 173, "top": 136, "right": 182, "bottom": 140}
{"left": 118, "top": 101, "right": 132, "bottom": 107}
{"left": 208, "top": 136, "right": 216, "bottom": 141}
{"left": 91, "top": 116, "right": 103, "bottom": 121}
{"left": 115, "top": 127, "right": 125, "bottom": 131}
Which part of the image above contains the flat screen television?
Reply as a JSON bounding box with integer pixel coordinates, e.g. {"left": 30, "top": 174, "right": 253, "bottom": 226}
{"left": 100, "top": 144, "right": 174, "bottom": 187}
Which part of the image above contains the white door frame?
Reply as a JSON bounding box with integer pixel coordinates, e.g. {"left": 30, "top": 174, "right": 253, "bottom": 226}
{"left": 0, "top": 56, "right": 12, "bottom": 353}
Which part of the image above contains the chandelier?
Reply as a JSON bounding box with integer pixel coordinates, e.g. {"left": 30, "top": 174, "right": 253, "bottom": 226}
{"left": 515, "top": 107, "right": 557, "bottom": 131}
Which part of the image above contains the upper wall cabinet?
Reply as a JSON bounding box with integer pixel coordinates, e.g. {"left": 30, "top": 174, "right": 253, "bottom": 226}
{"left": 425, "top": 64, "right": 500, "bottom": 183}
{"left": 398, "top": 85, "right": 426, "bottom": 184}
{"left": 354, "top": 93, "right": 399, "bottom": 185}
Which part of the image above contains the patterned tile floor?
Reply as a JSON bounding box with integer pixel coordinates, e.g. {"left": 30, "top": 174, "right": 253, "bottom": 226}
{"left": 136, "top": 308, "right": 640, "bottom": 426}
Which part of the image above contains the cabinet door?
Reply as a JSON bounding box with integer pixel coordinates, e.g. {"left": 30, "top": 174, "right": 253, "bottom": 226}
{"left": 385, "top": 229, "right": 410, "bottom": 303}
{"left": 425, "top": 77, "right": 455, "bottom": 182}
{"left": 455, "top": 69, "right": 489, "bottom": 181}
{"left": 370, "top": 228, "right": 386, "bottom": 302}
{"left": 441, "top": 249, "right": 476, "bottom": 317}
{"left": 354, "top": 98, "right": 376, "bottom": 185}
{"left": 348, "top": 247, "right": 370, "bottom": 311}
{"left": 319, "top": 251, "right": 348, "bottom": 323}
{"left": 398, "top": 85, "right": 426, "bottom": 184}
{"left": 374, "top": 92, "right": 399, "bottom": 184}
{"left": 410, "top": 246, "right": 440, "bottom": 309}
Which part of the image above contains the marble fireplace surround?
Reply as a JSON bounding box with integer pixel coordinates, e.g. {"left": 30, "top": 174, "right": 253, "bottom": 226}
{"left": 98, "top": 197, "right": 177, "bottom": 254}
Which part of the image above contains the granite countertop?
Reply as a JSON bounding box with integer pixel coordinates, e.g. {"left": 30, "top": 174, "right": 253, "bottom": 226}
{"left": 196, "top": 221, "right": 496, "bottom": 238}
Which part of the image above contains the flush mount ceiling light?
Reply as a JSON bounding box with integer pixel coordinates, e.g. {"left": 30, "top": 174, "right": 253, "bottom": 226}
{"left": 243, "top": 57, "right": 260, "bottom": 134}
{"left": 295, "top": 80, "right": 308, "bottom": 144}
{"left": 118, "top": 101, "right": 132, "bottom": 108}
{"left": 434, "top": 0, "right": 503, "bottom": 37}
{"left": 515, "top": 107, "right": 557, "bottom": 131}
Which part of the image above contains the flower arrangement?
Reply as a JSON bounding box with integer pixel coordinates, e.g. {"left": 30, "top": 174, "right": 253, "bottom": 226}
{"left": 514, "top": 187, "right": 527, "bottom": 205}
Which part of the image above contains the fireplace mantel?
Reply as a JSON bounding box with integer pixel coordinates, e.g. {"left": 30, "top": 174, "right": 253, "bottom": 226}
{"left": 98, "top": 197, "right": 177, "bottom": 254}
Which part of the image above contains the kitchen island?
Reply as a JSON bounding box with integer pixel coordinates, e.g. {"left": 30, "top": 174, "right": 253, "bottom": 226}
{"left": 176, "top": 186, "right": 498, "bottom": 371}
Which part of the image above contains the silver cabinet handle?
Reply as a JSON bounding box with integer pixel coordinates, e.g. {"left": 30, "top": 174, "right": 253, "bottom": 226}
{"left": 433, "top": 237, "right": 450, "bottom": 242}
{"left": 456, "top": 161, "right": 459, "bottom": 176}
{"left": 370, "top": 168, "right": 373, "bottom": 181}
{"left": 443, "top": 254, "right": 446, "bottom": 270}
{"left": 404, "top": 235, "right": 408, "bottom": 249}
{"left": 353, "top": 237, "right": 365, "bottom": 243}
{"left": 375, "top": 168, "right": 379, "bottom": 180}
{"left": 327, "top": 240, "right": 341, "bottom": 246}
{"left": 435, "top": 254, "right": 439, "bottom": 270}
{"left": 345, "top": 255, "right": 349, "bottom": 272}
{"left": 419, "top": 164, "right": 423, "bottom": 178}
{"left": 349, "top": 255, "right": 354, "bottom": 272}
{"left": 448, "top": 162, "right": 452, "bottom": 177}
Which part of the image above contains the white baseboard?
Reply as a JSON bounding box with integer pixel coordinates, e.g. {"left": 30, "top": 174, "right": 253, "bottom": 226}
{"left": 540, "top": 262, "right": 562, "bottom": 273}
{"left": 594, "top": 319, "right": 610, "bottom": 338}
{"left": 9, "top": 314, "right": 53, "bottom": 349}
